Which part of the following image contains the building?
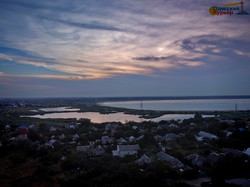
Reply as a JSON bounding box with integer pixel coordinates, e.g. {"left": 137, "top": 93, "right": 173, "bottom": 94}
{"left": 136, "top": 154, "right": 152, "bottom": 165}
{"left": 157, "top": 151, "right": 184, "bottom": 168}
{"left": 198, "top": 131, "right": 218, "bottom": 140}
{"left": 112, "top": 144, "right": 140, "bottom": 158}
{"left": 18, "top": 125, "right": 28, "bottom": 139}
{"left": 101, "top": 136, "right": 114, "bottom": 144}
{"left": 185, "top": 154, "right": 206, "bottom": 167}
{"left": 165, "top": 133, "right": 179, "bottom": 141}
{"left": 76, "top": 145, "right": 90, "bottom": 152}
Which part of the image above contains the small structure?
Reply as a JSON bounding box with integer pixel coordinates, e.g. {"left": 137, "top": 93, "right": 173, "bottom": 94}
{"left": 76, "top": 145, "right": 90, "bottom": 152}
{"left": 92, "top": 145, "right": 105, "bottom": 156}
{"left": 72, "top": 134, "right": 80, "bottom": 141}
{"left": 59, "top": 134, "right": 65, "bottom": 140}
{"left": 137, "top": 135, "right": 144, "bottom": 141}
{"left": 132, "top": 126, "right": 138, "bottom": 130}
{"left": 158, "top": 124, "right": 169, "bottom": 129}
{"left": 46, "top": 139, "right": 57, "bottom": 148}
{"left": 49, "top": 126, "right": 57, "bottom": 132}
{"left": 165, "top": 133, "right": 179, "bottom": 141}
{"left": 244, "top": 148, "right": 250, "bottom": 155}
{"left": 65, "top": 122, "right": 79, "bottom": 129}
{"left": 157, "top": 151, "right": 184, "bottom": 168}
{"left": 169, "top": 124, "right": 179, "bottom": 128}
{"left": 112, "top": 144, "right": 140, "bottom": 158}
{"left": 185, "top": 154, "right": 206, "bottom": 167}
{"left": 18, "top": 125, "right": 28, "bottom": 139}
{"left": 105, "top": 123, "right": 119, "bottom": 131}
{"left": 101, "top": 136, "right": 114, "bottom": 144}
{"left": 129, "top": 136, "right": 136, "bottom": 142}
{"left": 198, "top": 131, "right": 218, "bottom": 140}
{"left": 136, "top": 154, "right": 152, "bottom": 165}
{"left": 206, "top": 152, "right": 221, "bottom": 164}
{"left": 5, "top": 125, "right": 11, "bottom": 131}
{"left": 117, "top": 138, "right": 127, "bottom": 144}
{"left": 154, "top": 135, "right": 164, "bottom": 142}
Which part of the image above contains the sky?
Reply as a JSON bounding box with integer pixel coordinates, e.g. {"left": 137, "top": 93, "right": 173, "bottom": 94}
{"left": 0, "top": 0, "right": 250, "bottom": 98}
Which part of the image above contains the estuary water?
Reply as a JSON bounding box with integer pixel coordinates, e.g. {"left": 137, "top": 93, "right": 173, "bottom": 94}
{"left": 103, "top": 99, "right": 250, "bottom": 111}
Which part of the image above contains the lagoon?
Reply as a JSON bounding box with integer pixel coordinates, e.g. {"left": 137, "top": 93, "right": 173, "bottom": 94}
{"left": 23, "top": 112, "right": 215, "bottom": 123}
{"left": 103, "top": 99, "right": 250, "bottom": 111}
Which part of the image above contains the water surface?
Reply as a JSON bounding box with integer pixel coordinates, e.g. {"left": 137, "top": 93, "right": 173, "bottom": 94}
{"left": 103, "top": 99, "right": 250, "bottom": 111}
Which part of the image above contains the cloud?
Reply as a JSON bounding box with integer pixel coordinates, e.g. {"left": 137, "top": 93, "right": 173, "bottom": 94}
{"left": 0, "top": 0, "right": 249, "bottom": 82}
{"left": 40, "top": 17, "right": 129, "bottom": 32}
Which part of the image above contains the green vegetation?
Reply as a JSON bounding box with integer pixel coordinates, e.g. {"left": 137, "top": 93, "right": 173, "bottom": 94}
{"left": 0, "top": 99, "right": 250, "bottom": 187}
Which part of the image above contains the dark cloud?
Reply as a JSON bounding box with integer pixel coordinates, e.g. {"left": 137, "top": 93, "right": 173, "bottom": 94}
{"left": 133, "top": 55, "right": 202, "bottom": 62}
{"left": 133, "top": 56, "right": 172, "bottom": 61}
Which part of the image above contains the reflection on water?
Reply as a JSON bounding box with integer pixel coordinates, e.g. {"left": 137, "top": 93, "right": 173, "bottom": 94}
{"left": 23, "top": 112, "right": 214, "bottom": 123}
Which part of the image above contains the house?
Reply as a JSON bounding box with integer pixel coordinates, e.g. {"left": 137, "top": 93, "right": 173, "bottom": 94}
{"left": 90, "top": 126, "right": 98, "bottom": 131}
{"left": 101, "top": 136, "right": 114, "bottom": 144}
{"left": 59, "top": 133, "right": 65, "bottom": 140}
{"left": 157, "top": 151, "right": 184, "bottom": 168}
{"left": 206, "top": 152, "right": 221, "bottom": 164}
{"left": 169, "top": 124, "right": 179, "bottom": 128}
{"left": 105, "top": 123, "right": 119, "bottom": 131}
{"left": 198, "top": 131, "right": 218, "bottom": 140}
{"left": 132, "top": 126, "right": 138, "bottom": 130}
{"left": 244, "top": 147, "right": 250, "bottom": 155}
{"left": 165, "top": 133, "right": 179, "bottom": 141}
{"left": 46, "top": 139, "right": 57, "bottom": 148}
{"left": 195, "top": 135, "right": 203, "bottom": 142}
{"left": 5, "top": 125, "right": 11, "bottom": 131}
{"left": 18, "top": 125, "right": 28, "bottom": 139}
{"left": 154, "top": 135, "right": 164, "bottom": 142}
{"left": 222, "top": 130, "right": 233, "bottom": 137}
{"left": 136, "top": 154, "right": 152, "bottom": 165}
{"left": 129, "top": 136, "right": 136, "bottom": 142}
{"left": 72, "top": 134, "right": 80, "bottom": 141}
{"left": 65, "top": 122, "right": 79, "bottom": 129}
{"left": 49, "top": 126, "right": 57, "bottom": 132}
{"left": 92, "top": 145, "right": 105, "bottom": 156}
{"left": 112, "top": 144, "right": 140, "bottom": 158}
{"left": 76, "top": 145, "right": 90, "bottom": 152}
{"left": 117, "top": 138, "right": 127, "bottom": 144}
{"left": 225, "top": 178, "right": 250, "bottom": 186}
{"left": 28, "top": 124, "right": 39, "bottom": 131}
{"left": 223, "top": 148, "right": 249, "bottom": 158}
{"left": 158, "top": 124, "right": 169, "bottom": 129}
{"left": 185, "top": 154, "right": 206, "bottom": 167}
{"left": 137, "top": 135, "right": 144, "bottom": 141}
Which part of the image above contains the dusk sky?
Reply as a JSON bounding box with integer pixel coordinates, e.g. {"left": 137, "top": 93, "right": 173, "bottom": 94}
{"left": 0, "top": 0, "right": 250, "bottom": 98}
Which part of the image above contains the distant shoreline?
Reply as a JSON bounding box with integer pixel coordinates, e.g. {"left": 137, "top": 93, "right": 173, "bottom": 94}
{"left": 97, "top": 95, "right": 250, "bottom": 103}
{"left": 1, "top": 95, "right": 250, "bottom": 102}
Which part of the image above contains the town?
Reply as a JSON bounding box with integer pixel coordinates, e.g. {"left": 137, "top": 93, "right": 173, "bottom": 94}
{"left": 1, "top": 105, "right": 250, "bottom": 187}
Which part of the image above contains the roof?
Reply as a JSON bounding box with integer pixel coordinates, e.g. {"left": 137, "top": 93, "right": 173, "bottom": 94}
{"left": 185, "top": 154, "right": 206, "bottom": 166}
{"left": 157, "top": 151, "right": 184, "bottom": 168}
{"left": 245, "top": 148, "right": 250, "bottom": 155}
{"left": 76, "top": 145, "right": 90, "bottom": 152}
{"left": 118, "top": 144, "right": 140, "bottom": 151}
{"left": 19, "top": 125, "right": 28, "bottom": 129}
{"left": 198, "top": 131, "right": 218, "bottom": 140}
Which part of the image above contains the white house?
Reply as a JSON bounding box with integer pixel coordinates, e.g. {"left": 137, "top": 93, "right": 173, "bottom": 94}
{"left": 112, "top": 144, "right": 140, "bottom": 158}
